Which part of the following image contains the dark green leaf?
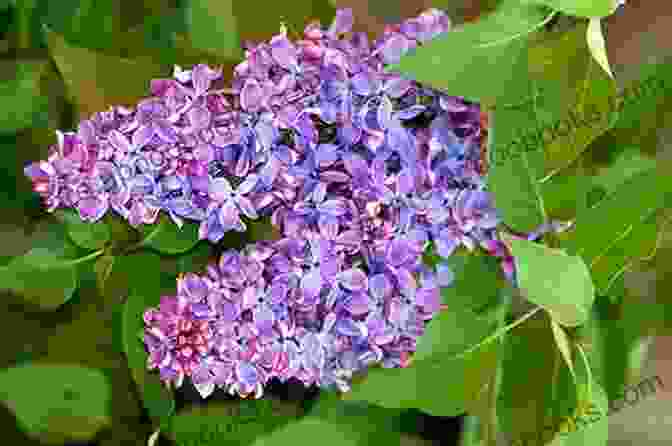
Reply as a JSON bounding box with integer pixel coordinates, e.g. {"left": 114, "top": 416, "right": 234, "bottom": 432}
{"left": 94, "top": 253, "right": 116, "bottom": 296}
{"left": 55, "top": 209, "right": 111, "bottom": 250}
{"left": 391, "top": 0, "right": 552, "bottom": 106}
{"left": 0, "top": 221, "right": 88, "bottom": 309}
{"left": 119, "top": 252, "right": 175, "bottom": 422}
{"left": 502, "top": 233, "right": 595, "bottom": 327}
{"left": 168, "top": 400, "right": 302, "bottom": 446}
{"left": 0, "top": 363, "right": 112, "bottom": 443}
{"left": 139, "top": 215, "right": 201, "bottom": 255}
{"left": 253, "top": 394, "right": 405, "bottom": 446}
{"left": 43, "top": 25, "right": 168, "bottom": 119}
{"left": 498, "top": 311, "right": 577, "bottom": 445}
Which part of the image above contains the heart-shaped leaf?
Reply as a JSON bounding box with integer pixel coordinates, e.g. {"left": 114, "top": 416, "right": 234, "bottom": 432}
{"left": 501, "top": 233, "right": 595, "bottom": 327}
{"left": 0, "top": 363, "right": 112, "bottom": 443}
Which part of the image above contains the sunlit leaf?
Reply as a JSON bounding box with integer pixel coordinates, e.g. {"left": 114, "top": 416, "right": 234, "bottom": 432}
{"left": 0, "top": 363, "right": 112, "bottom": 443}
{"left": 551, "top": 320, "right": 577, "bottom": 383}
{"left": 501, "top": 233, "right": 595, "bottom": 327}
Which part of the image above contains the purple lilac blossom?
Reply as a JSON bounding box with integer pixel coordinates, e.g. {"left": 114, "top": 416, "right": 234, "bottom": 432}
{"left": 25, "top": 8, "right": 572, "bottom": 398}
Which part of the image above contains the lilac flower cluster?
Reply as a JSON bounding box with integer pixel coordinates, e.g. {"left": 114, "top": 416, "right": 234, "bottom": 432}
{"left": 24, "top": 8, "right": 562, "bottom": 398}
{"left": 144, "top": 236, "right": 444, "bottom": 398}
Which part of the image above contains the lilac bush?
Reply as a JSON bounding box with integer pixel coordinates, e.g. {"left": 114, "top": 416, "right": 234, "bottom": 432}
{"left": 24, "top": 8, "right": 571, "bottom": 398}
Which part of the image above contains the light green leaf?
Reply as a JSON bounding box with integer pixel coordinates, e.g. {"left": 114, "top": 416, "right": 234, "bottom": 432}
{"left": 119, "top": 252, "right": 175, "bottom": 422}
{"left": 252, "top": 417, "right": 362, "bottom": 446}
{"left": 186, "top": 0, "right": 242, "bottom": 60}
{"left": 390, "top": 0, "right": 553, "bottom": 106}
{"left": 139, "top": 215, "right": 201, "bottom": 255}
{"left": 0, "top": 363, "right": 112, "bottom": 443}
{"left": 43, "top": 25, "right": 168, "bottom": 119}
{"left": 521, "top": 0, "right": 618, "bottom": 18}
{"left": 586, "top": 18, "right": 613, "bottom": 79}
{"left": 501, "top": 233, "right": 595, "bottom": 327}
{"left": 55, "top": 209, "right": 111, "bottom": 250}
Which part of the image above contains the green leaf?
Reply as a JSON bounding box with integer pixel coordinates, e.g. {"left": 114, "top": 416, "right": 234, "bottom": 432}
{"left": 586, "top": 18, "right": 613, "bottom": 79}
{"left": 0, "top": 59, "right": 52, "bottom": 131}
{"left": 119, "top": 252, "right": 175, "bottom": 422}
{"left": 436, "top": 251, "right": 504, "bottom": 314}
{"left": 589, "top": 211, "right": 661, "bottom": 295}
{"left": 547, "top": 353, "right": 609, "bottom": 446}
{"left": 229, "top": 0, "right": 336, "bottom": 47}
{"left": 94, "top": 253, "right": 116, "bottom": 296}
{"left": 501, "top": 233, "right": 595, "bottom": 327}
{"left": 391, "top": 0, "right": 552, "bottom": 106}
{"left": 346, "top": 307, "right": 499, "bottom": 416}
{"left": 139, "top": 215, "right": 201, "bottom": 255}
{"left": 521, "top": 0, "right": 618, "bottom": 18}
{"left": 0, "top": 363, "right": 112, "bottom": 443}
{"left": 186, "top": 0, "right": 242, "bottom": 60}
{"left": 0, "top": 221, "right": 88, "bottom": 309}
{"left": 561, "top": 168, "right": 669, "bottom": 264}
{"left": 167, "top": 400, "right": 302, "bottom": 446}
{"left": 498, "top": 311, "right": 578, "bottom": 445}
{"left": 43, "top": 25, "right": 168, "bottom": 119}
{"left": 590, "top": 146, "right": 656, "bottom": 194}
{"left": 55, "top": 209, "right": 111, "bottom": 250}
{"left": 253, "top": 394, "right": 406, "bottom": 446}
